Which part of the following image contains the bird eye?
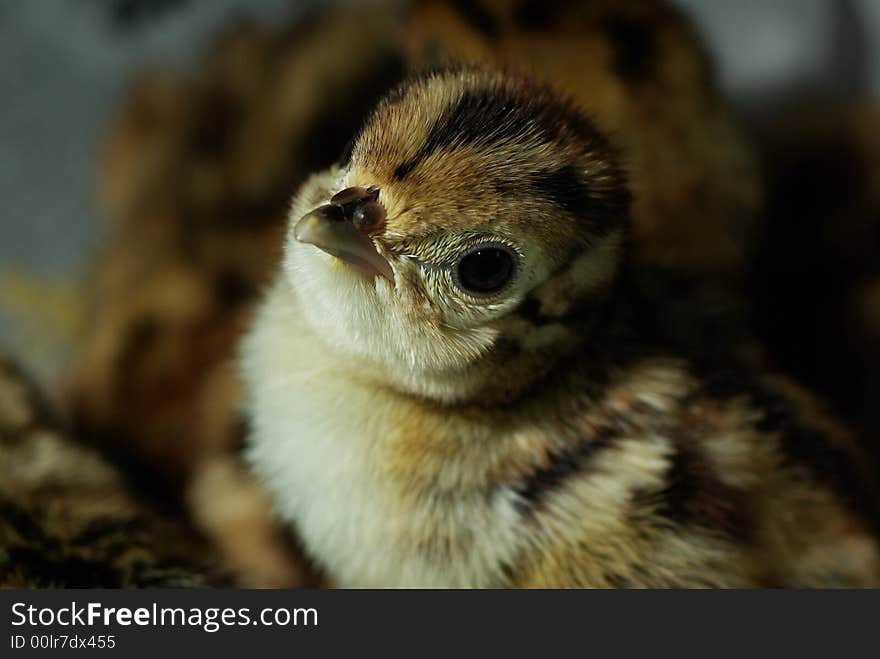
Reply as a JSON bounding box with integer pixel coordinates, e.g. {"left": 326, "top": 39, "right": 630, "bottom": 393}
{"left": 454, "top": 244, "right": 516, "bottom": 295}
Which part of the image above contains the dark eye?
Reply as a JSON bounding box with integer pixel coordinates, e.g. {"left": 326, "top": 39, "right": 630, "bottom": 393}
{"left": 454, "top": 244, "right": 516, "bottom": 295}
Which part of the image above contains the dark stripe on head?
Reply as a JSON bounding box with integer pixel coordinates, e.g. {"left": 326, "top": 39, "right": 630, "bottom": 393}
{"left": 494, "top": 166, "right": 629, "bottom": 234}
{"left": 390, "top": 79, "right": 629, "bottom": 232}
{"left": 394, "top": 85, "right": 544, "bottom": 180}
{"left": 391, "top": 74, "right": 616, "bottom": 178}
{"left": 534, "top": 166, "right": 597, "bottom": 217}
{"left": 529, "top": 166, "right": 630, "bottom": 234}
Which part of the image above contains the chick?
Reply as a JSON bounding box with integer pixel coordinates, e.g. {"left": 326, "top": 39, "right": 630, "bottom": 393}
{"left": 66, "top": 0, "right": 762, "bottom": 587}
{"left": 242, "top": 69, "right": 880, "bottom": 588}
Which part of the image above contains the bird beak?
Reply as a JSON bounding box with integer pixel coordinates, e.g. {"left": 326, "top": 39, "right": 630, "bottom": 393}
{"left": 294, "top": 205, "right": 395, "bottom": 283}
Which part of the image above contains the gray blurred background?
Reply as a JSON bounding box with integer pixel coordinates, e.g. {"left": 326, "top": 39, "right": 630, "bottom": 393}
{"left": 1, "top": 0, "right": 879, "bottom": 382}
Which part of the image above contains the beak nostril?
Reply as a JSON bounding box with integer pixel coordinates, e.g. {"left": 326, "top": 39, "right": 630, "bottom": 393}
{"left": 329, "top": 186, "right": 386, "bottom": 234}
{"left": 352, "top": 200, "right": 386, "bottom": 234}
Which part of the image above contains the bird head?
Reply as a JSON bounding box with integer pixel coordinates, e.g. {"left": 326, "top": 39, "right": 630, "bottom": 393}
{"left": 285, "top": 69, "right": 630, "bottom": 403}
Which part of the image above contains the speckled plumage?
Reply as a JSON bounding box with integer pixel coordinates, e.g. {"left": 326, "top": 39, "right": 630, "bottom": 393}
{"left": 49, "top": 0, "right": 880, "bottom": 587}
{"left": 0, "top": 358, "right": 223, "bottom": 588}
{"left": 243, "top": 69, "right": 880, "bottom": 587}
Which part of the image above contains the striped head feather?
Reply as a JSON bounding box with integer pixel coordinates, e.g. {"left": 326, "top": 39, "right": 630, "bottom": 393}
{"left": 284, "top": 68, "right": 631, "bottom": 403}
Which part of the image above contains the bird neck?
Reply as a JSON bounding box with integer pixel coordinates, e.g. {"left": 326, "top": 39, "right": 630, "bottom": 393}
{"left": 426, "top": 275, "right": 641, "bottom": 410}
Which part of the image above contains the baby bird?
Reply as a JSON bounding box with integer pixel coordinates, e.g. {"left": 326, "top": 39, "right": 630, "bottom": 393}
{"left": 242, "top": 69, "right": 880, "bottom": 587}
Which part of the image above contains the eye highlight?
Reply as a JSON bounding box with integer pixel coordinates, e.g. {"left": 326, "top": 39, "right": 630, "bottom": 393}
{"left": 454, "top": 243, "right": 516, "bottom": 296}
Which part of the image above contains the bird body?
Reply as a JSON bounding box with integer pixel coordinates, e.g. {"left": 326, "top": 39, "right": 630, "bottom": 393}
{"left": 65, "top": 0, "right": 773, "bottom": 586}
{"left": 40, "top": 0, "right": 876, "bottom": 589}
{"left": 243, "top": 70, "right": 880, "bottom": 587}
{"left": 245, "top": 270, "right": 880, "bottom": 588}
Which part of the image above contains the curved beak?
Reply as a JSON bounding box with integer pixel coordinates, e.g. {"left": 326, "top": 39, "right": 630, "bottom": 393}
{"left": 294, "top": 205, "right": 394, "bottom": 283}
